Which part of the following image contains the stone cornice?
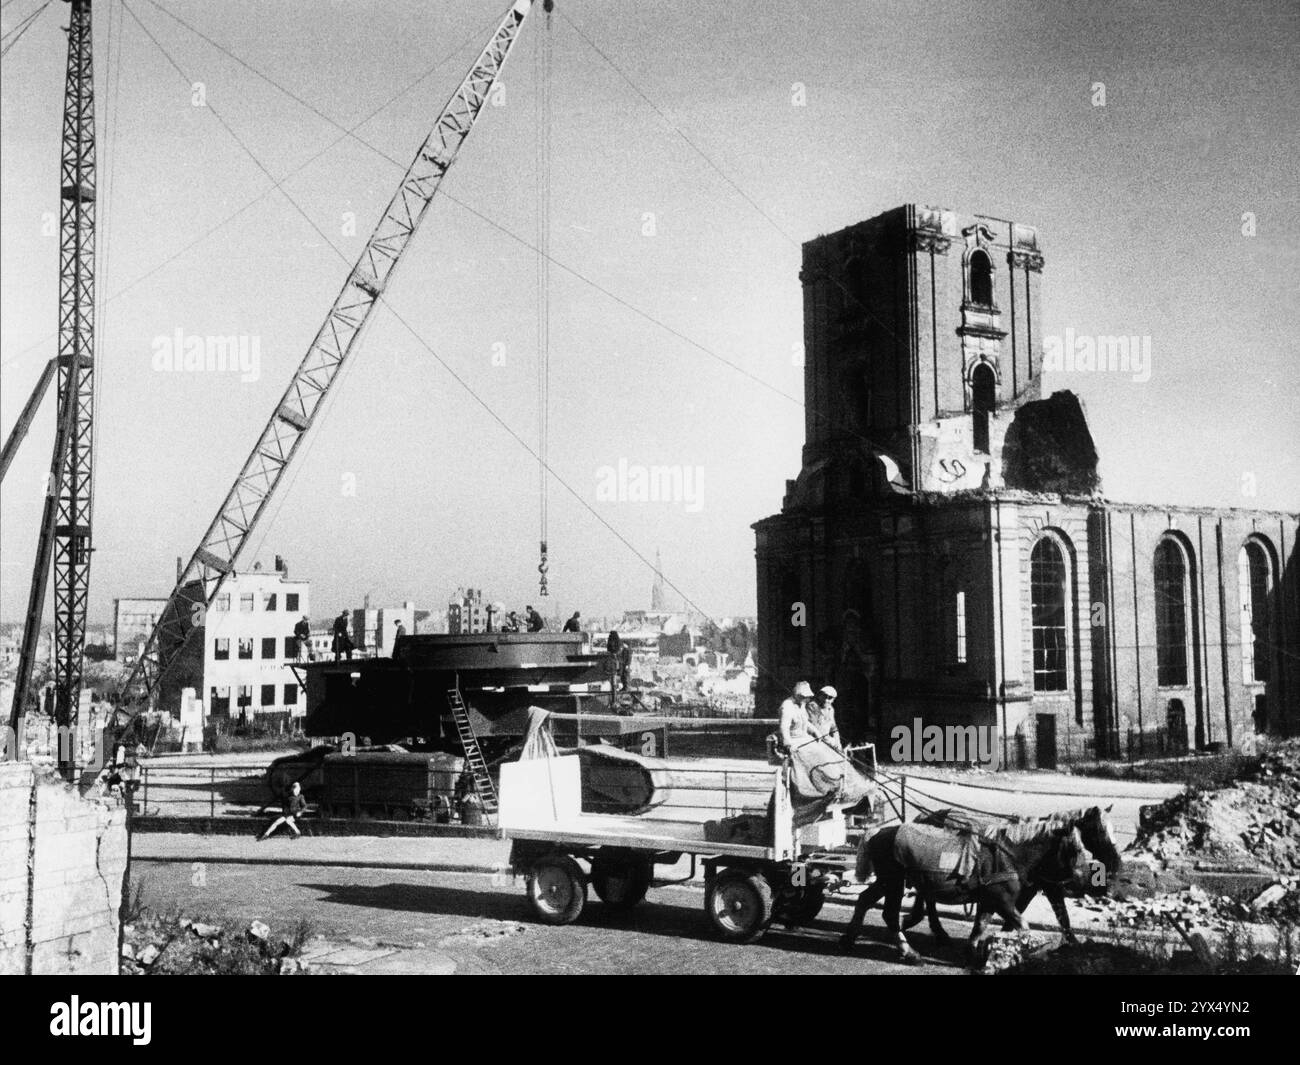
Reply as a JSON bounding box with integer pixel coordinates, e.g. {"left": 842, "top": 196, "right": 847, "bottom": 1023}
{"left": 1008, "top": 248, "right": 1045, "bottom": 273}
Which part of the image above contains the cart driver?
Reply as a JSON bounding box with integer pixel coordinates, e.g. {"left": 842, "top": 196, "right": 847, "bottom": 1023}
{"left": 778, "top": 680, "right": 815, "bottom": 754}
{"left": 808, "top": 685, "right": 842, "bottom": 752}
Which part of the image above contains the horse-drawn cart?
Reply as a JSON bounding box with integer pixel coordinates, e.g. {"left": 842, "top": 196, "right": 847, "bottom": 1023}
{"left": 499, "top": 753, "right": 865, "bottom": 943}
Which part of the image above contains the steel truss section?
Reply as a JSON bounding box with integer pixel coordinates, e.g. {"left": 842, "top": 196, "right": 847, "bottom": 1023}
{"left": 9, "top": 0, "right": 96, "bottom": 763}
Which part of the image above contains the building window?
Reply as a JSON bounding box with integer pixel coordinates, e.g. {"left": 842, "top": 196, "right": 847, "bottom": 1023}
{"left": 954, "top": 591, "right": 967, "bottom": 664}
{"left": 1030, "top": 537, "right": 1068, "bottom": 692}
{"left": 969, "top": 249, "right": 993, "bottom": 306}
{"left": 210, "top": 687, "right": 229, "bottom": 715}
{"left": 239, "top": 593, "right": 255, "bottom": 613}
{"left": 238, "top": 637, "right": 253, "bottom": 660}
{"left": 260, "top": 684, "right": 276, "bottom": 707}
{"left": 1239, "top": 541, "right": 1272, "bottom": 683}
{"left": 237, "top": 685, "right": 252, "bottom": 708}
{"left": 214, "top": 594, "right": 231, "bottom": 612}
{"left": 261, "top": 637, "right": 277, "bottom": 659}
{"left": 263, "top": 592, "right": 277, "bottom": 611}
{"left": 284, "top": 684, "right": 298, "bottom": 706}
{"left": 971, "top": 363, "right": 996, "bottom": 453}
{"left": 214, "top": 638, "right": 230, "bottom": 661}
{"left": 284, "top": 636, "right": 297, "bottom": 658}
{"left": 1154, "top": 538, "right": 1190, "bottom": 687}
{"left": 286, "top": 593, "right": 300, "bottom": 612}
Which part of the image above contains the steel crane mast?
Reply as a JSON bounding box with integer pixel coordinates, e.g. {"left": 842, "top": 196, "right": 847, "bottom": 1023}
{"left": 8, "top": 0, "right": 97, "bottom": 774}
{"left": 116, "top": 0, "right": 537, "bottom": 711}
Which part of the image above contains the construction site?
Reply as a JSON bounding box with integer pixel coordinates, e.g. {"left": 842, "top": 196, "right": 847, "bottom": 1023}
{"left": 2, "top": 0, "right": 1299, "bottom": 1013}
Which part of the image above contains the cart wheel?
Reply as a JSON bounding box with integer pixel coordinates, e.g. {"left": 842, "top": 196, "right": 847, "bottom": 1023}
{"left": 780, "top": 885, "right": 825, "bottom": 926}
{"left": 590, "top": 854, "right": 652, "bottom": 911}
{"left": 526, "top": 855, "right": 587, "bottom": 925}
{"left": 706, "top": 871, "right": 773, "bottom": 944}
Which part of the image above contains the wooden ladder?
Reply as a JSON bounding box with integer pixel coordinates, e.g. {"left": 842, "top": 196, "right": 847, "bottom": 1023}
{"left": 447, "top": 684, "right": 498, "bottom": 813}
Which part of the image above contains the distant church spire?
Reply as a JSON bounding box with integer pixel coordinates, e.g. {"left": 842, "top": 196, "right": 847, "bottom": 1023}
{"left": 651, "top": 550, "right": 666, "bottom": 611}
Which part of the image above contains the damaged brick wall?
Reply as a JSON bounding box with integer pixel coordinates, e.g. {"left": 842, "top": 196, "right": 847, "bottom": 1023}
{"left": 1001, "top": 391, "right": 1101, "bottom": 495}
{"left": 0, "top": 761, "right": 127, "bottom": 975}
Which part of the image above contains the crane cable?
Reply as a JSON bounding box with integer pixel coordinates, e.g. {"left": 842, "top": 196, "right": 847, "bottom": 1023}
{"left": 0, "top": 0, "right": 50, "bottom": 57}
{"left": 535, "top": 0, "right": 553, "bottom": 597}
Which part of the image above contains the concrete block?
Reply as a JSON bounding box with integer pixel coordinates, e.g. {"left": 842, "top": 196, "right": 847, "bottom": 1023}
{"left": 1, "top": 762, "right": 127, "bottom": 976}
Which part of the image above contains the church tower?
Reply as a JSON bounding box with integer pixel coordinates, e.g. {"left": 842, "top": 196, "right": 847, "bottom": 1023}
{"left": 788, "top": 204, "right": 1052, "bottom": 504}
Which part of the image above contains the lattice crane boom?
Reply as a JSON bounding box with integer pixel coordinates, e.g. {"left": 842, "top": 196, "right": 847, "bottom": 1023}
{"left": 116, "top": 0, "right": 537, "bottom": 709}
{"left": 8, "top": 0, "right": 97, "bottom": 771}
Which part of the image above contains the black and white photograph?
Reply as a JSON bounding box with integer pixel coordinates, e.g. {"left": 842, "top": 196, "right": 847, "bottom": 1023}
{"left": 1, "top": 0, "right": 1297, "bottom": 1036}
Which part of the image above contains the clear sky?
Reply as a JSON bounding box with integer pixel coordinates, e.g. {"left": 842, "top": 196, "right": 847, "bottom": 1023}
{"left": 2, "top": 0, "right": 1297, "bottom": 628}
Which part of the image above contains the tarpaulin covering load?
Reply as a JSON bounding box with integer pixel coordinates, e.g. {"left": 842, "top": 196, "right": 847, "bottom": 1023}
{"left": 520, "top": 706, "right": 559, "bottom": 761}
{"left": 572, "top": 744, "right": 673, "bottom": 815}
{"left": 517, "top": 707, "right": 677, "bottom": 815}
{"left": 786, "top": 738, "right": 877, "bottom": 828}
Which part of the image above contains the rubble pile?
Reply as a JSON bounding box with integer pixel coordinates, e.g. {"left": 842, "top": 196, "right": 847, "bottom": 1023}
{"left": 1126, "top": 740, "right": 1300, "bottom": 875}
{"left": 975, "top": 930, "right": 1053, "bottom": 974}
{"left": 121, "top": 916, "right": 311, "bottom": 975}
{"left": 995, "top": 941, "right": 1167, "bottom": 976}
{"left": 1079, "top": 876, "right": 1300, "bottom": 931}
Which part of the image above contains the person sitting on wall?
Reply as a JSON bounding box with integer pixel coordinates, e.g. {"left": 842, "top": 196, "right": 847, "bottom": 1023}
{"left": 562, "top": 610, "right": 581, "bottom": 633}
{"left": 258, "top": 781, "right": 307, "bottom": 841}
{"left": 525, "top": 605, "right": 545, "bottom": 632}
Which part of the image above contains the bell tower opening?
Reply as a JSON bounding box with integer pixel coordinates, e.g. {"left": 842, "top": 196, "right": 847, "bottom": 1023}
{"left": 969, "top": 249, "right": 993, "bottom": 306}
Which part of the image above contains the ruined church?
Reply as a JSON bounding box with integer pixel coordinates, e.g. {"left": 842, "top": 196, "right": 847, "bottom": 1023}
{"left": 754, "top": 205, "right": 1298, "bottom": 766}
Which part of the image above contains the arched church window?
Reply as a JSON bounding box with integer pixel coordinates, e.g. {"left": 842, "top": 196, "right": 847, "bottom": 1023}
{"left": 971, "top": 363, "right": 996, "bottom": 453}
{"left": 1030, "top": 537, "right": 1068, "bottom": 691}
{"left": 969, "top": 249, "right": 993, "bottom": 306}
{"left": 1154, "top": 538, "right": 1190, "bottom": 687}
{"left": 1239, "top": 540, "right": 1273, "bottom": 683}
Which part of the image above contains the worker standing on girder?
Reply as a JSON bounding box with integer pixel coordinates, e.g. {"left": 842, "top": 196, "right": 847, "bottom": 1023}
{"left": 331, "top": 611, "right": 353, "bottom": 661}
{"left": 293, "top": 615, "right": 310, "bottom": 662}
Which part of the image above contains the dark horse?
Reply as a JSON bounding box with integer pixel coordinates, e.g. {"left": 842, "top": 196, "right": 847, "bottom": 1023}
{"left": 839, "top": 819, "right": 1094, "bottom": 964}
{"left": 909, "top": 806, "right": 1121, "bottom": 944}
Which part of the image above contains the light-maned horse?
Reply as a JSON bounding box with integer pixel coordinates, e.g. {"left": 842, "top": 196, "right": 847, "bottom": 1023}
{"left": 839, "top": 819, "right": 1095, "bottom": 964}
{"left": 910, "top": 806, "right": 1121, "bottom": 943}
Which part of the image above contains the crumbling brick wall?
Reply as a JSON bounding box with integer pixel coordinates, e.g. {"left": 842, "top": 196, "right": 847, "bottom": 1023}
{"left": 0, "top": 761, "right": 127, "bottom": 975}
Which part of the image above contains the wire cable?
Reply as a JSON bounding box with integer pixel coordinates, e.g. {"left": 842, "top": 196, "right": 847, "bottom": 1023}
{"left": 0, "top": 0, "right": 49, "bottom": 57}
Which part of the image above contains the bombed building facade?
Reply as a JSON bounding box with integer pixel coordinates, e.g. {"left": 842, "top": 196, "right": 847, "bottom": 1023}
{"left": 754, "top": 205, "right": 1299, "bottom": 767}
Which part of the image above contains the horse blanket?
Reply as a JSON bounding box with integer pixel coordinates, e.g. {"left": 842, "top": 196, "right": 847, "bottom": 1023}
{"left": 893, "top": 823, "right": 987, "bottom": 903}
